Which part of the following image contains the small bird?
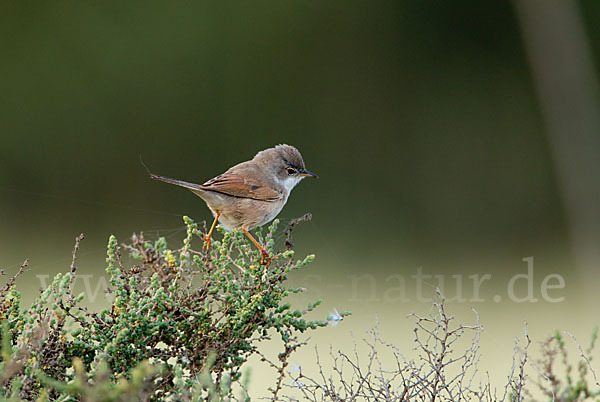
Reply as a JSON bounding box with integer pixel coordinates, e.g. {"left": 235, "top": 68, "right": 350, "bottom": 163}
{"left": 147, "top": 144, "right": 317, "bottom": 263}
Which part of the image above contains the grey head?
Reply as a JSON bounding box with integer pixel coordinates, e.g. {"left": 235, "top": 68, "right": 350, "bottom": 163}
{"left": 253, "top": 144, "right": 318, "bottom": 193}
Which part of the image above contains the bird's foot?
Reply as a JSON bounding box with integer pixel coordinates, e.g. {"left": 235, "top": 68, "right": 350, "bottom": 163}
{"left": 202, "top": 235, "right": 212, "bottom": 253}
{"left": 260, "top": 248, "right": 272, "bottom": 267}
{"left": 203, "top": 211, "right": 220, "bottom": 254}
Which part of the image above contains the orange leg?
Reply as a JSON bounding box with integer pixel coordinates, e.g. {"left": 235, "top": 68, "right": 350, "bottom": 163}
{"left": 204, "top": 211, "right": 220, "bottom": 252}
{"left": 242, "top": 228, "right": 271, "bottom": 265}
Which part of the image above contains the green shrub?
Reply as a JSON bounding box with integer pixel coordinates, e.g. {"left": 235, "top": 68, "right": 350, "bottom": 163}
{"left": 1, "top": 217, "right": 597, "bottom": 401}
{"left": 0, "top": 216, "right": 343, "bottom": 401}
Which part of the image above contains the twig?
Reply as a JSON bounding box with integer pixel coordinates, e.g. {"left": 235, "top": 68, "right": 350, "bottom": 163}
{"left": 0, "top": 259, "right": 28, "bottom": 299}
{"left": 562, "top": 330, "right": 600, "bottom": 387}
{"left": 284, "top": 213, "right": 312, "bottom": 250}
{"left": 65, "top": 234, "right": 84, "bottom": 306}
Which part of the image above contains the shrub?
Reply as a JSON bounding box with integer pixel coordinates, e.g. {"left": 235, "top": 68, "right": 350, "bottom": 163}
{"left": 0, "top": 215, "right": 343, "bottom": 400}
{"left": 280, "top": 292, "right": 599, "bottom": 402}
{"left": 1, "top": 217, "right": 598, "bottom": 401}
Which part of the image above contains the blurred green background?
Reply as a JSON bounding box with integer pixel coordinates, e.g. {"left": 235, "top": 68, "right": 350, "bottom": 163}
{"left": 2, "top": 1, "right": 600, "bottom": 397}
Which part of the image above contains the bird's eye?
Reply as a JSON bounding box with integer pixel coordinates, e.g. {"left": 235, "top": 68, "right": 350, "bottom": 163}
{"left": 286, "top": 167, "right": 296, "bottom": 175}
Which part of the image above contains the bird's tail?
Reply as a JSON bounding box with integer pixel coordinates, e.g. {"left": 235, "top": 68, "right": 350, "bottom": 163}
{"left": 140, "top": 155, "right": 203, "bottom": 191}
{"left": 150, "top": 174, "right": 204, "bottom": 191}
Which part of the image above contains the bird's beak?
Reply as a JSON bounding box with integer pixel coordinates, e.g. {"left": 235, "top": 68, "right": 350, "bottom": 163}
{"left": 300, "top": 170, "right": 318, "bottom": 179}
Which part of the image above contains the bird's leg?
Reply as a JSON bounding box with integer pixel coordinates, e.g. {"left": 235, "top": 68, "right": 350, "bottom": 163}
{"left": 203, "top": 211, "right": 220, "bottom": 252}
{"left": 242, "top": 228, "right": 271, "bottom": 266}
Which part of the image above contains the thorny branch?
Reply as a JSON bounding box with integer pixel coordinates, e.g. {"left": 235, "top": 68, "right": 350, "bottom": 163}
{"left": 285, "top": 213, "right": 312, "bottom": 250}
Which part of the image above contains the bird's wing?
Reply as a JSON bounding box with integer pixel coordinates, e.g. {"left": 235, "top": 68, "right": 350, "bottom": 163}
{"left": 201, "top": 172, "right": 282, "bottom": 202}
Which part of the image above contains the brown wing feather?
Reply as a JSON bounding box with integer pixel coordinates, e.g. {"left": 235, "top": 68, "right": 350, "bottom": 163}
{"left": 201, "top": 172, "right": 281, "bottom": 202}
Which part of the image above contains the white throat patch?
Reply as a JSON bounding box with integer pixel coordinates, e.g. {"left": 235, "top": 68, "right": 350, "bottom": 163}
{"left": 280, "top": 176, "right": 303, "bottom": 194}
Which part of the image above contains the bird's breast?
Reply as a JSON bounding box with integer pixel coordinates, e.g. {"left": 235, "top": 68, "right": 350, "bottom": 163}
{"left": 221, "top": 197, "right": 287, "bottom": 231}
{"left": 191, "top": 187, "right": 288, "bottom": 231}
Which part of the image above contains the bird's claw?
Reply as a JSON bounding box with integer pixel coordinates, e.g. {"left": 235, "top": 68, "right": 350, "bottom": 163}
{"left": 260, "top": 249, "right": 272, "bottom": 266}
{"left": 202, "top": 235, "right": 212, "bottom": 252}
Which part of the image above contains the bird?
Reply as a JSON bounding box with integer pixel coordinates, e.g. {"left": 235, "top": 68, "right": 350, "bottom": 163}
{"left": 146, "top": 144, "right": 317, "bottom": 264}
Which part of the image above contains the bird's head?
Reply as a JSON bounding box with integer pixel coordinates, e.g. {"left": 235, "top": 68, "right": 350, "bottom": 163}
{"left": 254, "top": 144, "right": 318, "bottom": 192}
